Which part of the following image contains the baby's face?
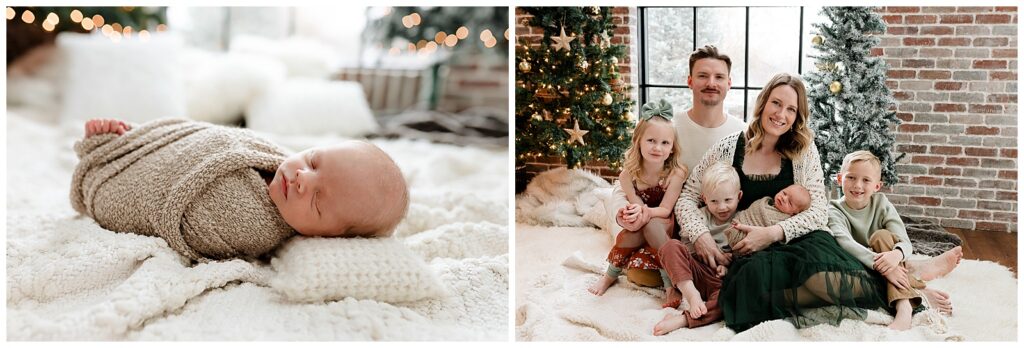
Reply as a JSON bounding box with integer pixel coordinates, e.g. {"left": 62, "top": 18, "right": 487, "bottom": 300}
{"left": 268, "top": 141, "right": 405, "bottom": 237}
{"left": 774, "top": 184, "right": 811, "bottom": 215}
{"left": 703, "top": 184, "right": 741, "bottom": 224}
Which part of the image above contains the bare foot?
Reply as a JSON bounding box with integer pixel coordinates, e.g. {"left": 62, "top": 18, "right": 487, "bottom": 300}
{"left": 888, "top": 299, "right": 912, "bottom": 331}
{"left": 588, "top": 275, "right": 617, "bottom": 296}
{"left": 663, "top": 286, "right": 682, "bottom": 308}
{"left": 921, "top": 288, "right": 953, "bottom": 315}
{"left": 907, "top": 246, "right": 963, "bottom": 281}
{"left": 678, "top": 281, "right": 706, "bottom": 319}
{"left": 653, "top": 313, "right": 689, "bottom": 336}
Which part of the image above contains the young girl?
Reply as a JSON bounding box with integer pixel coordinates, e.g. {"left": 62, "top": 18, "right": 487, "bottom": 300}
{"left": 588, "top": 99, "right": 689, "bottom": 308}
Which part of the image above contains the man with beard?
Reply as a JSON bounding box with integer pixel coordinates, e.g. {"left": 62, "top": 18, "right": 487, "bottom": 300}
{"left": 608, "top": 45, "right": 746, "bottom": 285}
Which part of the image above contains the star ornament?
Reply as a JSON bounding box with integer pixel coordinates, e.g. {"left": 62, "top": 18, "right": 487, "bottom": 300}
{"left": 550, "top": 27, "right": 576, "bottom": 51}
{"left": 564, "top": 120, "right": 589, "bottom": 145}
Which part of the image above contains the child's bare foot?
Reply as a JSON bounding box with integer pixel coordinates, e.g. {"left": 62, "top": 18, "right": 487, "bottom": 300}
{"left": 85, "top": 118, "right": 131, "bottom": 137}
{"left": 888, "top": 299, "right": 913, "bottom": 331}
{"left": 653, "top": 313, "right": 688, "bottom": 336}
{"left": 921, "top": 288, "right": 953, "bottom": 315}
{"left": 907, "top": 246, "right": 962, "bottom": 281}
{"left": 663, "top": 286, "right": 681, "bottom": 308}
{"left": 677, "top": 281, "right": 706, "bottom": 319}
{"left": 588, "top": 275, "right": 617, "bottom": 296}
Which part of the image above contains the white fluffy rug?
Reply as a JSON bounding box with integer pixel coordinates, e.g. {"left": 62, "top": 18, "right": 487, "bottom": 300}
{"left": 515, "top": 223, "right": 1017, "bottom": 341}
{"left": 6, "top": 111, "right": 509, "bottom": 340}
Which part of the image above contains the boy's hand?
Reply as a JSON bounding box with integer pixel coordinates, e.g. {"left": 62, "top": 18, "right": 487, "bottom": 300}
{"left": 880, "top": 265, "right": 910, "bottom": 290}
{"left": 85, "top": 118, "right": 131, "bottom": 137}
{"left": 873, "top": 250, "right": 903, "bottom": 275}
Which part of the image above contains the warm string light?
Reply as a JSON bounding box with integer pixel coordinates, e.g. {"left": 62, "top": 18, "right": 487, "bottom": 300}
{"left": 70, "top": 9, "right": 82, "bottom": 23}
{"left": 20, "top": 9, "right": 34, "bottom": 24}
{"left": 6, "top": 7, "right": 15, "bottom": 20}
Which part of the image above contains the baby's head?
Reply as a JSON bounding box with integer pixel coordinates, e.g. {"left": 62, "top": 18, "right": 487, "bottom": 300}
{"left": 837, "top": 150, "right": 883, "bottom": 209}
{"left": 701, "top": 162, "right": 742, "bottom": 224}
{"left": 268, "top": 141, "right": 409, "bottom": 238}
{"left": 773, "top": 184, "right": 811, "bottom": 215}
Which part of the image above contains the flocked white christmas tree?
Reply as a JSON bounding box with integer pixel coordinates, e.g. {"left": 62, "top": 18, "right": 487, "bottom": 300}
{"left": 805, "top": 6, "right": 905, "bottom": 186}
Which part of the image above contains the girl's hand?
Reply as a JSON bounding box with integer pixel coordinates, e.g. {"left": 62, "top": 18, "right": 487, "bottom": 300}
{"left": 873, "top": 250, "right": 903, "bottom": 276}
{"left": 731, "top": 223, "right": 783, "bottom": 256}
{"left": 85, "top": 118, "right": 131, "bottom": 137}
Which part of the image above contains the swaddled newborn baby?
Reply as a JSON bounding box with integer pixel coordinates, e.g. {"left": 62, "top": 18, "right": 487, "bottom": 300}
{"left": 71, "top": 118, "right": 409, "bottom": 261}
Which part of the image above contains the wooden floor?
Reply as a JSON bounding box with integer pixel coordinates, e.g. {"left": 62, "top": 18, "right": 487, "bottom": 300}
{"left": 945, "top": 227, "right": 1018, "bottom": 276}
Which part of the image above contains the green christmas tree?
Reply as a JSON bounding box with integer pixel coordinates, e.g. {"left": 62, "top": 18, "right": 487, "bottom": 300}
{"left": 805, "top": 6, "right": 905, "bottom": 186}
{"left": 515, "top": 7, "right": 635, "bottom": 169}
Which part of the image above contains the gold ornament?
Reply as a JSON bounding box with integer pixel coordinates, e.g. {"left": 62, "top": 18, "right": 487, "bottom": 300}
{"left": 579, "top": 59, "right": 589, "bottom": 70}
{"left": 531, "top": 113, "right": 542, "bottom": 121}
{"left": 602, "top": 93, "right": 613, "bottom": 105}
{"left": 610, "top": 56, "right": 618, "bottom": 65}
{"left": 829, "top": 81, "right": 842, "bottom": 94}
{"left": 550, "top": 26, "right": 576, "bottom": 51}
{"left": 564, "top": 120, "right": 590, "bottom": 145}
{"left": 599, "top": 31, "right": 611, "bottom": 48}
{"left": 624, "top": 110, "right": 635, "bottom": 121}
{"left": 518, "top": 61, "right": 531, "bottom": 73}
{"left": 812, "top": 35, "right": 823, "bottom": 46}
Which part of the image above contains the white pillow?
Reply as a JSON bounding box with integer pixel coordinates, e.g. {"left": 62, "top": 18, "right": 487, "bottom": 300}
{"left": 182, "top": 50, "right": 286, "bottom": 125}
{"left": 269, "top": 236, "right": 446, "bottom": 303}
{"left": 57, "top": 32, "right": 186, "bottom": 124}
{"left": 246, "top": 78, "right": 379, "bottom": 137}
{"left": 229, "top": 35, "right": 337, "bottom": 79}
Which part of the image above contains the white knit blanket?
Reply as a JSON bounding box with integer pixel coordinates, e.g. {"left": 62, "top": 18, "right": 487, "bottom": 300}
{"left": 6, "top": 112, "right": 509, "bottom": 340}
{"left": 516, "top": 223, "right": 1017, "bottom": 341}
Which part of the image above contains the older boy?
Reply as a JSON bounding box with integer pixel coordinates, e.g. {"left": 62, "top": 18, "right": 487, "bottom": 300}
{"left": 828, "top": 150, "right": 962, "bottom": 330}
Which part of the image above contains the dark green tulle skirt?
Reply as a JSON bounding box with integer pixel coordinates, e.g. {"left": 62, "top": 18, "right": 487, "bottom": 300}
{"left": 721, "top": 230, "right": 890, "bottom": 332}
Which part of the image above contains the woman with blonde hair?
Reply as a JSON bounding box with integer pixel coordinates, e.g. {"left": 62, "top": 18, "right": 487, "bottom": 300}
{"left": 656, "top": 73, "right": 888, "bottom": 333}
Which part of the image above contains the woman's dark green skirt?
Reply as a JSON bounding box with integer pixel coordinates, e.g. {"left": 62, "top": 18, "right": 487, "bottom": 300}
{"left": 721, "top": 230, "right": 890, "bottom": 332}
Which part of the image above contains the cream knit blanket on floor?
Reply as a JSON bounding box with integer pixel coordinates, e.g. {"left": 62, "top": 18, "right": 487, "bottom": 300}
{"left": 70, "top": 118, "right": 296, "bottom": 261}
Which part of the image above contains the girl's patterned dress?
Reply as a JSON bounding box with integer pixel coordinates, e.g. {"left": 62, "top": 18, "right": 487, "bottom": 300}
{"left": 606, "top": 179, "right": 676, "bottom": 272}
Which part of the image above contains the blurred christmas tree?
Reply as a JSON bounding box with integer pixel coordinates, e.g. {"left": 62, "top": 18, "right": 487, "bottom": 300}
{"left": 515, "top": 6, "right": 635, "bottom": 170}
{"left": 364, "top": 7, "right": 509, "bottom": 55}
{"left": 805, "top": 6, "right": 904, "bottom": 186}
{"left": 7, "top": 7, "right": 167, "bottom": 64}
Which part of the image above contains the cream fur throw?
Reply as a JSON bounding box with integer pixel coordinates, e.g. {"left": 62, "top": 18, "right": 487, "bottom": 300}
{"left": 724, "top": 197, "right": 792, "bottom": 249}
{"left": 270, "top": 236, "right": 446, "bottom": 303}
{"left": 516, "top": 167, "right": 611, "bottom": 227}
{"left": 70, "top": 118, "right": 296, "bottom": 261}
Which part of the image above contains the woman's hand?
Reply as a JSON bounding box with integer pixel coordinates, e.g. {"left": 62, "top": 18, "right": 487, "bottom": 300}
{"left": 693, "top": 233, "right": 729, "bottom": 270}
{"left": 731, "top": 223, "right": 784, "bottom": 255}
{"left": 85, "top": 118, "right": 131, "bottom": 137}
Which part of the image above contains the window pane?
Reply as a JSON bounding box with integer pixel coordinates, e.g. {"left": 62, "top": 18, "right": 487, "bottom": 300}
{"left": 749, "top": 7, "right": 800, "bottom": 87}
{"left": 745, "top": 88, "right": 762, "bottom": 122}
{"left": 645, "top": 8, "right": 694, "bottom": 85}
{"left": 647, "top": 87, "right": 692, "bottom": 113}
{"left": 724, "top": 89, "right": 746, "bottom": 122}
{"left": 802, "top": 6, "right": 826, "bottom": 74}
{"left": 696, "top": 8, "right": 746, "bottom": 87}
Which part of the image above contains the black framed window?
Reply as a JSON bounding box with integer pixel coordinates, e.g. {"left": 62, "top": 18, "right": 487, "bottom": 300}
{"left": 639, "top": 7, "right": 820, "bottom": 122}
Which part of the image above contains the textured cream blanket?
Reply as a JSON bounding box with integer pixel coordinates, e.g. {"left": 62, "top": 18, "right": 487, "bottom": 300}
{"left": 7, "top": 112, "right": 509, "bottom": 340}
{"left": 70, "top": 118, "right": 295, "bottom": 261}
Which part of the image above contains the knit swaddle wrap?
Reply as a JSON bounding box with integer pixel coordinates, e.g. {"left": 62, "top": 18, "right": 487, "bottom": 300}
{"left": 70, "top": 118, "right": 297, "bottom": 261}
{"left": 724, "top": 197, "right": 792, "bottom": 249}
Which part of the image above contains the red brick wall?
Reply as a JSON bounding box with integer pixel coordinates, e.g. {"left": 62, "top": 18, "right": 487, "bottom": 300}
{"left": 438, "top": 54, "right": 509, "bottom": 113}
{"left": 875, "top": 6, "right": 1018, "bottom": 232}
{"left": 515, "top": 7, "right": 638, "bottom": 183}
